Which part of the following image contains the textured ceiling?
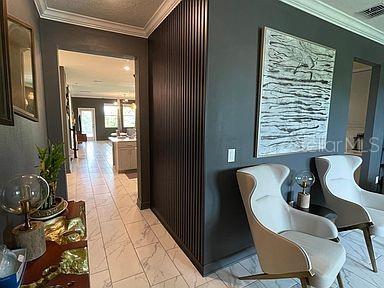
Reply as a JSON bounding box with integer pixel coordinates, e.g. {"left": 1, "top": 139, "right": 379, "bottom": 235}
{"left": 58, "top": 50, "right": 135, "bottom": 100}
{"left": 46, "top": 0, "right": 165, "bottom": 27}
{"left": 319, "top": 0, "right": 384, "bottom": 32}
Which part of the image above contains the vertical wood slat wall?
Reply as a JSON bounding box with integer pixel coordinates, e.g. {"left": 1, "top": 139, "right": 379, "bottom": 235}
{"left": 149, "top": 0, "right": 208, "bottom": 268}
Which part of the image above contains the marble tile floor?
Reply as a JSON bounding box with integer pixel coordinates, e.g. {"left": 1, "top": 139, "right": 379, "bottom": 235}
{"left": 67, "top": 141, "right": 384, "bottom": 288}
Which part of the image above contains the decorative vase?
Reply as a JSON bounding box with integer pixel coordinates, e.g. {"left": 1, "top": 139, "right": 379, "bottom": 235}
{"left": 30, "top": 197, "right": 68, "bottom": 220}
{"left": 42, "top": 182, "right": 57, "bottom": 210}
{"left": 31, "top": 181, "right": 68, "bottom": 220}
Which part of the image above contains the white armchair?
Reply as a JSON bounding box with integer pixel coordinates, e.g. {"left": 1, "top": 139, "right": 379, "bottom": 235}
{"left": 237, "top": 164, "right": 346, "bottom": 288}
{"left": 316, "top": 155, "right": 384, "bottom": 272}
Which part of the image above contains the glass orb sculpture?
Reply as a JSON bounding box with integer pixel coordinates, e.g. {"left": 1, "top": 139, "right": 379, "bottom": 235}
{"left": 294, "top": 171, "right": 315, "bottom": 194}
{"left": 0, "top": 174, "right": 49, "bottom": 229}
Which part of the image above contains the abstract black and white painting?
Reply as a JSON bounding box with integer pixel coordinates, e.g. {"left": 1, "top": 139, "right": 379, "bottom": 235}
{"left": 256, "top": 27, "right": 336, "bottom": 157}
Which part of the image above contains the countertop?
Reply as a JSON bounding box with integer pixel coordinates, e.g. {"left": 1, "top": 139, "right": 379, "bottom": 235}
{"left": 108, "top": 136, "right": 137, "bottom": 143}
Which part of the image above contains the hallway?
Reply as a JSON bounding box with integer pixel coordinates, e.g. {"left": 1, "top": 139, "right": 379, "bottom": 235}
{"left": 66, "top": 142, "right": 384, "bottom": 288}
{"left": 66, "top": 141, "right": 223, "bottom": 288}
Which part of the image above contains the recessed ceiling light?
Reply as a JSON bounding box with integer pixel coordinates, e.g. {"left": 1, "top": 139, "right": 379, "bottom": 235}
{"left": 123, "top": 66, "right": 130, "bottom": 71}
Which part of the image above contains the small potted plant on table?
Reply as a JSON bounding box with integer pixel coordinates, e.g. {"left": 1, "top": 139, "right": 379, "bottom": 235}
{"left": 30, "top": 142, "right": 67, "bottom": 220}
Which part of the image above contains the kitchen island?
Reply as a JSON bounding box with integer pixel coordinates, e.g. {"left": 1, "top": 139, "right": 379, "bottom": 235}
{"left": 109, "top": 137, "right": 137, "bottom": 172}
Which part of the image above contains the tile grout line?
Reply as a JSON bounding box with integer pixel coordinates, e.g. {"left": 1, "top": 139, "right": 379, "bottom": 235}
{"left": 71, "top": 142, "right": 228, "bottom": 288}
{"left": 102, "top": 143, "right": 152, "bottom": 287}
{"left": 94, "top": 143, "right": 115, "bottom": 286}
{"left": 80, "top": 143, "right": 113, "bottom": 286}
{"left": 90, "top": 142, "right": 153, "bottom": 286}
{"left": 113, "top": 179, "right": 154, "bottom": 287}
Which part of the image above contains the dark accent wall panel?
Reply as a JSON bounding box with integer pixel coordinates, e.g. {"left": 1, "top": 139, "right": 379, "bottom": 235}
{"left": 149, "top": 0, "right": 208, "bottom": 269}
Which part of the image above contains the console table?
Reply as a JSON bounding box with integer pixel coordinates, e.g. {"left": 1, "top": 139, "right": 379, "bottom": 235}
{"left": 22, "top": 201, "right": 90, "bottom": 287}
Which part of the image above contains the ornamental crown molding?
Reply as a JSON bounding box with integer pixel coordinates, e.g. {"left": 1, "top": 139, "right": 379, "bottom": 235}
{"left": 33, "top": 0, "right": 181, "bottom": 38}
{"left": 34, "top": 0, "right": 384, "bottom": 44}
{"left": 145, "top": 0, "right": 181, "bottom": 36}
{"left": 280, "top": 0, "right": 384, "bottom": 45}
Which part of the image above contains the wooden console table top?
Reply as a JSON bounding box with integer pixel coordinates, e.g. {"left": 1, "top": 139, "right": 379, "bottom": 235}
{"left": 22, "top": 201, "right": 90, "bottom": 287}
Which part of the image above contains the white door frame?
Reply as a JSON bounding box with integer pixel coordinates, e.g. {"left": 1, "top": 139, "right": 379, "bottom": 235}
{"left": 78, "top": 108, "right": 97, "bottom": 141}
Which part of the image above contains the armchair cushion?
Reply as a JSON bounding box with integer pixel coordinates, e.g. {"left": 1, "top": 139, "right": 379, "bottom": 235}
{"left": 288, "top": 206, "right": 338, "bottom": 239}
{"left": 316, "top": 156, "right": 372, "bottom": 228}
{"left": 363, "top": 190, "right": 384, "bottom": 211}
{"left": 280, "top": 231, "right": 346, "bottom": 288}
{"left": 366, "top": 207, "right": 384, "bottom": 237}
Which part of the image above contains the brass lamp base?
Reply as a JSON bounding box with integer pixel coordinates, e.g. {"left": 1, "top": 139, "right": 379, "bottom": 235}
{"left": 12, "top": 221, "right": 46, "bottom": 261}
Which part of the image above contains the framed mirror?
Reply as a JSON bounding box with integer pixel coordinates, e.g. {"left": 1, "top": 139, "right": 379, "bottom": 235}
{"left": 0, "top": 0, "right": 13, "bottom": 125}
{"left": 8, "top": 16, "right": 38, "bottom": 121}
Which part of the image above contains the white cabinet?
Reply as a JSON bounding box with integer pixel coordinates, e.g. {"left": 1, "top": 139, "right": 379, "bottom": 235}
{"left": 118, "top": 142, "right": 137, "bottom": 171}
{"left": 109, "top": 137, "right": 137, "bottom": 173}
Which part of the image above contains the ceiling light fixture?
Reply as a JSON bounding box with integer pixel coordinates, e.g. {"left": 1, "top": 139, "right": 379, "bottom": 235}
{"left": 123, "top": 66, "right": 130, "bottom": 71}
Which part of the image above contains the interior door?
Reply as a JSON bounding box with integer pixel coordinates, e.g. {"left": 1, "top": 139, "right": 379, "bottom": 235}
{"left": 78, "top": 108, "right": 96, "bottom": 141}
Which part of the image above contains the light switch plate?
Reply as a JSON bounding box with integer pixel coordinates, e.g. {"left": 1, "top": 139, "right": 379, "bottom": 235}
{"left": 228, "top": 149, "right": 236, "bottom": 163}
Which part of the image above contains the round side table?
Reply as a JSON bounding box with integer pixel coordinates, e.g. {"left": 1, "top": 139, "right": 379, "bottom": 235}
{"left": 297, "top": 204, "right": 337, "bottom": 223}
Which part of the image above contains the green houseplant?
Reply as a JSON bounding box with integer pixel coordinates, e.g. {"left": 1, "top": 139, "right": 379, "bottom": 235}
{"left": 37, "top": 142, "right": 66, "bottom": 210}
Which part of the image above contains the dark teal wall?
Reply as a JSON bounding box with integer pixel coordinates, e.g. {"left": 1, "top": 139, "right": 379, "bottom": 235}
{"left": 0, "top": 0, "right": 47, "bottom": 243}
{"left": 204, "top": 0, "right": 384, "bottom": 269}
{"left": 71, "top": 97, "right": 116, "bottom": 141}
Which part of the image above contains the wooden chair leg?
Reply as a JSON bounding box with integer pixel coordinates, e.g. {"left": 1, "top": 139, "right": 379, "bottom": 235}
{"left": 362, "top": 227, "right": 378, "bottom": 272}
{"left": 239, "top": 274, "right": 263, "bottom": 281}
{"left": 337, "top": 272, "right": 344, "bottom": 288}
{"left": 300, "top": 277, "right": 309, "bottom": 288}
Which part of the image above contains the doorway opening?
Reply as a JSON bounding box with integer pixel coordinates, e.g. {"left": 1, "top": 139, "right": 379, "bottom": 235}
{"left": 346, "top": 60, "right": 373, "bottom": 183}
{"left": 78, "top": 108, "right": 96, "bottom": 141}
{"left": 58, "top": 49, "right": 140, "bottom": 208}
